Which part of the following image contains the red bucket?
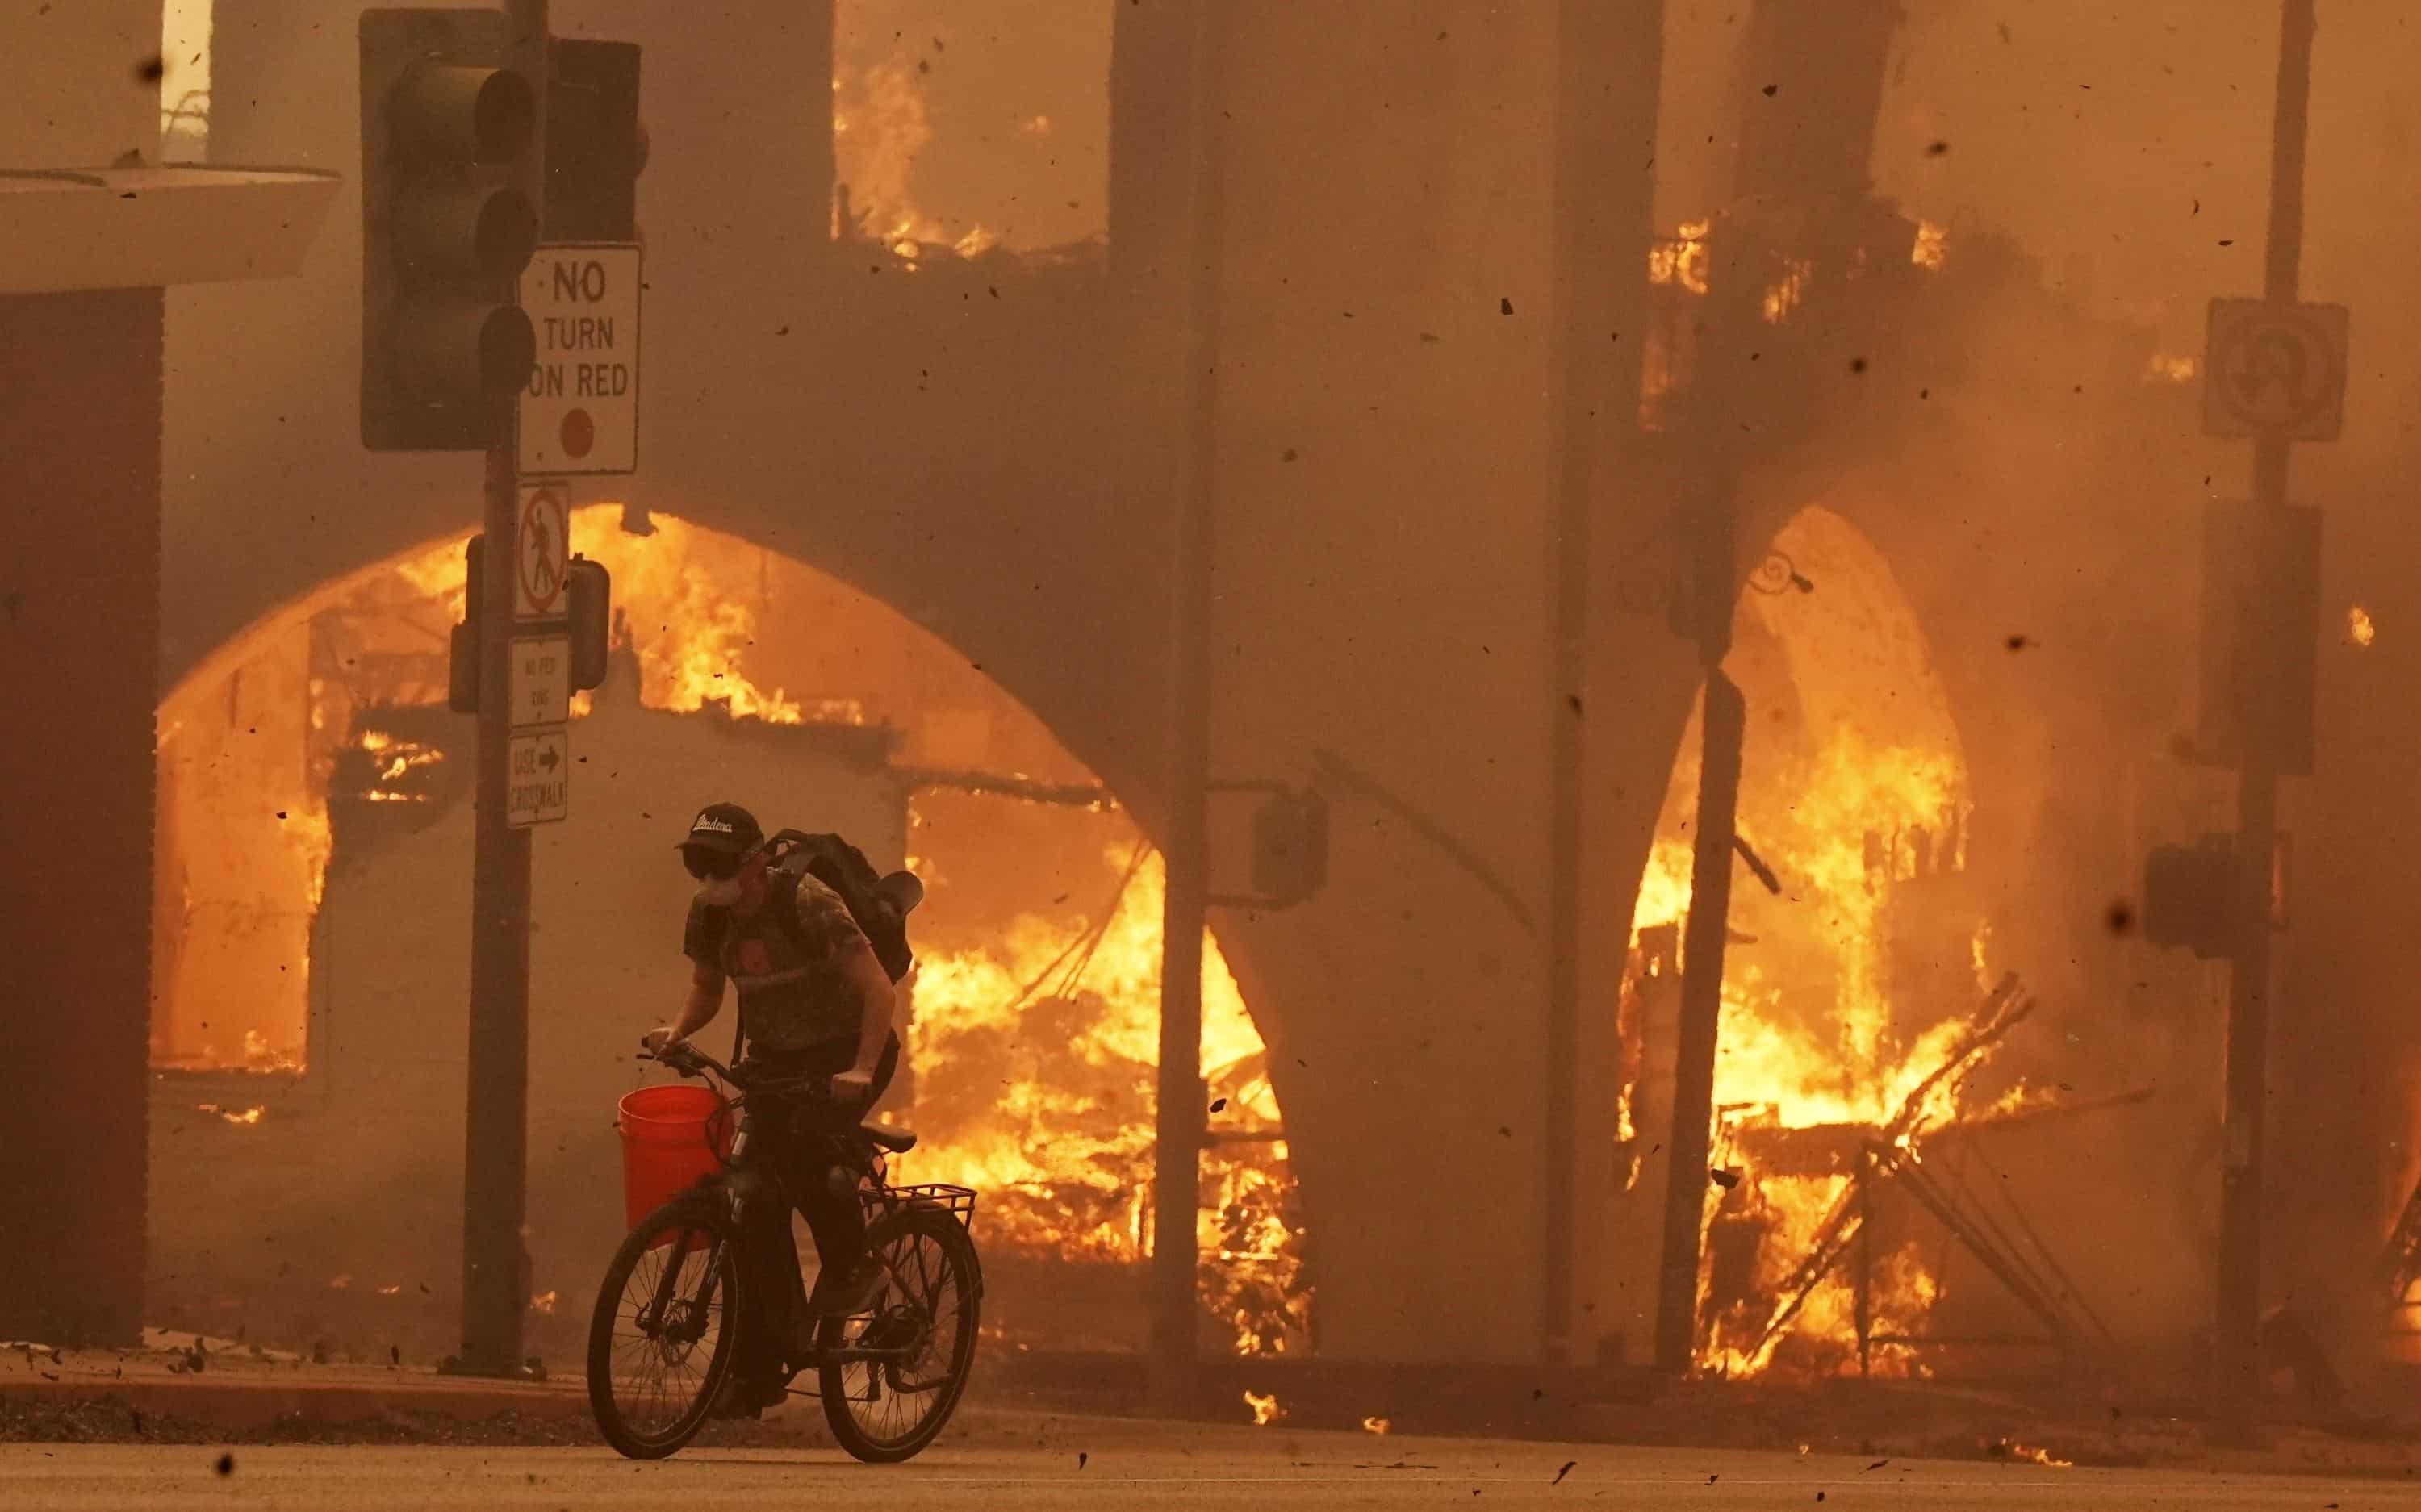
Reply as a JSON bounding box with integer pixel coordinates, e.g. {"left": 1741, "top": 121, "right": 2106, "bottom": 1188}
{"left": 616, "top": 1084, "right": 732, "bottom": 1234}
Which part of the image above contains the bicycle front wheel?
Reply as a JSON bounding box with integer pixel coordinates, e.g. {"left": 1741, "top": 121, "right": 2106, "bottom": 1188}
{"left": 587, "top": 1194, "right": 746, "bottom": 1460}
{"left": 817, "top": 1204, "right": 982, "bottom": 1463}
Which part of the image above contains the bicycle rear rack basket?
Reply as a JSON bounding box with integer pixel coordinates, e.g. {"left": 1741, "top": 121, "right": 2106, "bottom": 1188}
{"left": 873, "top": 1182, "right": 978, "bottom": 1231}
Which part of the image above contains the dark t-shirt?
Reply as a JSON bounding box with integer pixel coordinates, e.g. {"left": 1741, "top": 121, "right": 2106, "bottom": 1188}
{"left": 684, "top": 872, "right": 873, "bottom": 1053}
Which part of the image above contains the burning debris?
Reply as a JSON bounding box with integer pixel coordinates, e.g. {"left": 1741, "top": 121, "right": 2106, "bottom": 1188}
{"left": 1243, "top": 1389, "right": 1285, "bottom": 1426}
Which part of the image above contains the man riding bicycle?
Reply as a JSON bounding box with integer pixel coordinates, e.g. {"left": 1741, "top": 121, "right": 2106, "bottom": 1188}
{"left": 642, "top": 801, "right": 900, "bottom": 1417}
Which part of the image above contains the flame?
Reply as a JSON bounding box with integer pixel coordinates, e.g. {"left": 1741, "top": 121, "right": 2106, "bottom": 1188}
{"left": 529, "top": 1290, "right": 558, "bottom": 1315}
{"left": 2350, "top": 606, "right": 2377, "bottom": 647}
{"left": 1244, "top": 1389, "right": 1284, "bottom": 1426}
{"left": 1361, "top": 1415, "right": 1391, "bottom": 1435}
{"left": 832, "top": 56, "right": 998, "bottom": 258}
{"left": 195, "top": 1103, "right": 266, "bottom": 1126}
{"left": 897, "top": 845, "right": 1304, "bottom": 1353}
{"left": 1629, "top": 709, "right": 1996, "bottom": 1376}
{"left": 1910, "top": 221, "right": 1948, "bottom": 271}
{"left": 567, "top": 509, "right": 805, "bottom": 723}
{"left": 1649, "top": 220, "right": 1712, "bottom": 295}
{"left": 1988, "top": 1439, "right": 2072, "bottom": 1468}
{"left": 1762, "top": 261, "right": 1812, "bottom": 324}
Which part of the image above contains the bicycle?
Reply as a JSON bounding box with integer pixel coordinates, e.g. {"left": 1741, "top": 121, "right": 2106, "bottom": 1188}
{"left": 586, "top": 1040, "right": 984, "bottom": 1463}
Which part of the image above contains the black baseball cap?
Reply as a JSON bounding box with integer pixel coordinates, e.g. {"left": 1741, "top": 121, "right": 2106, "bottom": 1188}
{"left": 677, "top": 802, "right": 763, "bottom": 858}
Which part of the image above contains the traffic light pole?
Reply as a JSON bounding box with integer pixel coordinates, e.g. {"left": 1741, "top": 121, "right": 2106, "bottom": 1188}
{"left": 2214, "top": 0, "right": 2315, "bottom": 1445}
{"left": 459, "top": 439, "right": 537, "bottom": 1374}
{"left": 455, "top": 0, "right": 549, "bottom": 1379}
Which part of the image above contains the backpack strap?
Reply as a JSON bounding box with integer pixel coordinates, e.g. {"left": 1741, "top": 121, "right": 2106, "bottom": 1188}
{"left": 766, "top": 867, "right": 819, "bottom": 961}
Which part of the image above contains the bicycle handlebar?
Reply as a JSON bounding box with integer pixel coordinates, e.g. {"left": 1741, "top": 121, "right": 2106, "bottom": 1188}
{"left": 641, "top": 1041, "right": 834, "bottom": 1100}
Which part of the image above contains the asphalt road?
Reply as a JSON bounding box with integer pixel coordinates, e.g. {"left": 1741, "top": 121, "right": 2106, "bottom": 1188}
{"left": 6, "top": 1428, "right": 2419, "bottom": 1510}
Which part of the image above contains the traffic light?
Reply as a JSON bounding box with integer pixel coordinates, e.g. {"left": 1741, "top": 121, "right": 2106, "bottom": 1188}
{"left": 2143, "top": 835, "right": 2239, "bottom": 960}
{"left": 449, "top": 536, "right": 612, "bottom": 710}
{"left": 565, "top": 556, "right": 612, "bottom": 691}
{"left": 361, "top": 8, "right": 541, "bottom": 451}
{"left": 448, "top": 533, "right": 487, "bottom": 712}
{"left": 1251, "top": 789, "right": 1331, "bottom": 906}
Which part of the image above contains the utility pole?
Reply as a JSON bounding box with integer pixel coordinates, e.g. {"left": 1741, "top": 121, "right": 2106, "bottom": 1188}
{"left": 1148, "top": 0, "right": 1226, "bottom": 1418}
{"left": 2214, "top": 0, "right": 2320, "bottom": 1444}
{"left": 1652, "top": 229, "right": 1759, "bottom": 1377}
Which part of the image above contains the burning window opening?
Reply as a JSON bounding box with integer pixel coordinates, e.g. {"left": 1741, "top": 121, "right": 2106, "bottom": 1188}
{"left": 157, "top": 505, "right": 1306, "bottom": 1355}
{"left": 159, "top": 0, "right": 211, "bottom": 158}
{"left": 1647, "top": 219, "right": 1713, "bottom": 295}
{"left": 833, "top": 1, "right": 1108, "bottom": 258}
{"left": 1616, "top": 503, "right": 2035, "bottom": 1379}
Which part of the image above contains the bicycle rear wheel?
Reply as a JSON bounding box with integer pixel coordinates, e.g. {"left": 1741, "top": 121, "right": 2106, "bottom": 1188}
{"left": 587, "top": 1195, "right": 746, "bottom": 1460}
{"left": 817, "top": 1205, "right": 981, "bottom": 1463}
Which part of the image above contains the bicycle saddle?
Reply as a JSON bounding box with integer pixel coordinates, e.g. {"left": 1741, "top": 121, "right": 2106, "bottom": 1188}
{"left": 860, "top": 1122, "right": 918, "bottom": 1154}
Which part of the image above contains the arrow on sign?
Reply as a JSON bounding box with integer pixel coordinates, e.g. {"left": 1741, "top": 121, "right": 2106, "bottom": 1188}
{"left": 539, "top": 742, "right": 561, "bottom": 773}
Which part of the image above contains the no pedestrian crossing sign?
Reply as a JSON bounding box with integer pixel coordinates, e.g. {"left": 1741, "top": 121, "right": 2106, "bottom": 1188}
{"left": 520, "top": 244, "right": 640, "bottom": 477}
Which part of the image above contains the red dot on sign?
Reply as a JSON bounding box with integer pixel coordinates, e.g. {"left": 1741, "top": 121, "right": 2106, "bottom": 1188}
{"left": 561, "top": 408, "right": 595, "bottom": 460}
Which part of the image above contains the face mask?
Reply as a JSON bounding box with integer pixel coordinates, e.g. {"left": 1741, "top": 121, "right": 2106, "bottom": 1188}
{"left": 696, "top": 874, "right": 744, "bottom": 906}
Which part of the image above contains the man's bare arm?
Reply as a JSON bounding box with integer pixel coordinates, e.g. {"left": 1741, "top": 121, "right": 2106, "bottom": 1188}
{"left": 832, "top": 944, "right": 897, "bottom": 1099}
{"left": 644, "top": 960, "right": 726, "bottom": 1052}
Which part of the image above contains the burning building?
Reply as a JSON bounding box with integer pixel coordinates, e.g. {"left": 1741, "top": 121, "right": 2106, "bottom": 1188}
{"left": 148, "top": 507, "right": 1306, "bottom": 1360}
{"left": 0, "top": 0, "right": 2397, "bottom": 1422}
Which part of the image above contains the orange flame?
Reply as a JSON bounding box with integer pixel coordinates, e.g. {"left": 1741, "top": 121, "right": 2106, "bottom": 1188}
{"left": 1630, "top": 712, "right": 2001, "bottom": 1376}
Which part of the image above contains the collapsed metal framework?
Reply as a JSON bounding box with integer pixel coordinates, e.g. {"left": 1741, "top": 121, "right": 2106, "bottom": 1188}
{"left": 1719, "top": 975, "right": 2125, "bottom": 1376}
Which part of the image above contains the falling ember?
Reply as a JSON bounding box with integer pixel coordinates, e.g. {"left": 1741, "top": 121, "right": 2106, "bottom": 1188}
{"left": 375, "top": 1284, "right": 402, "bottom": 1297}
{"left": 1244, "top": 1390, "right": 1285, "bottom": 1426}
{"left": 2349, "top": 606, "right": 2377, "bottom": 647}
{"left": 1909, "top": 220, "right": 1948, "bottom": 270}
{"left": 328, "top": 1275, "right": 353, "bottom": 1290}
{"left": 2143, "top": 353, "right": 2198, "bottom": 382}
{"left": 1361, "top": 1416, "right": 1392, "bottom": 1436}
{"left": 529, "top": 1290, "right": 558, "bottom": 1315}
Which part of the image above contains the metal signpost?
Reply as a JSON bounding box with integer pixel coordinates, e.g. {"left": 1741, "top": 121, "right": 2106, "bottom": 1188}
{"left": 2201, "top": 0, "right": 2338, "bottom": 1444}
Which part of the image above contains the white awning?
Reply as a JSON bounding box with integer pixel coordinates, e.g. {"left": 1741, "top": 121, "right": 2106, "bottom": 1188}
{"left": 0, "top": 165, "right": 341, "bottom": 294}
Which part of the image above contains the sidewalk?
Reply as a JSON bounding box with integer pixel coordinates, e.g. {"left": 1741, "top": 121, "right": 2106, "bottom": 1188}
{"left": 0, "top": 1332, "right": 588, "bottom": 1434}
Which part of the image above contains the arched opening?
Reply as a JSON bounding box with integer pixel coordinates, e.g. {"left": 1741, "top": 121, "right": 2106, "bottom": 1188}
{"left": 150, "top": 507, "right": 1306, "bottom": 1359}
{"left": 1621, "top": 503, "right": 2006, "bottom": 1376}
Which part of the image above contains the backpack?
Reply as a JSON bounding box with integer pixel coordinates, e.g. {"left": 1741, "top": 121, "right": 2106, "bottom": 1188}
{"left": 763, "top": 829, "right": 919, "bottom": 985}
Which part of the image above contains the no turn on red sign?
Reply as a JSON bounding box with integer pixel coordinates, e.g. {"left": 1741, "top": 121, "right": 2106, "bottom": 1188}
{"left": 520, "top": 244, "right": 640, "bottom": 476}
